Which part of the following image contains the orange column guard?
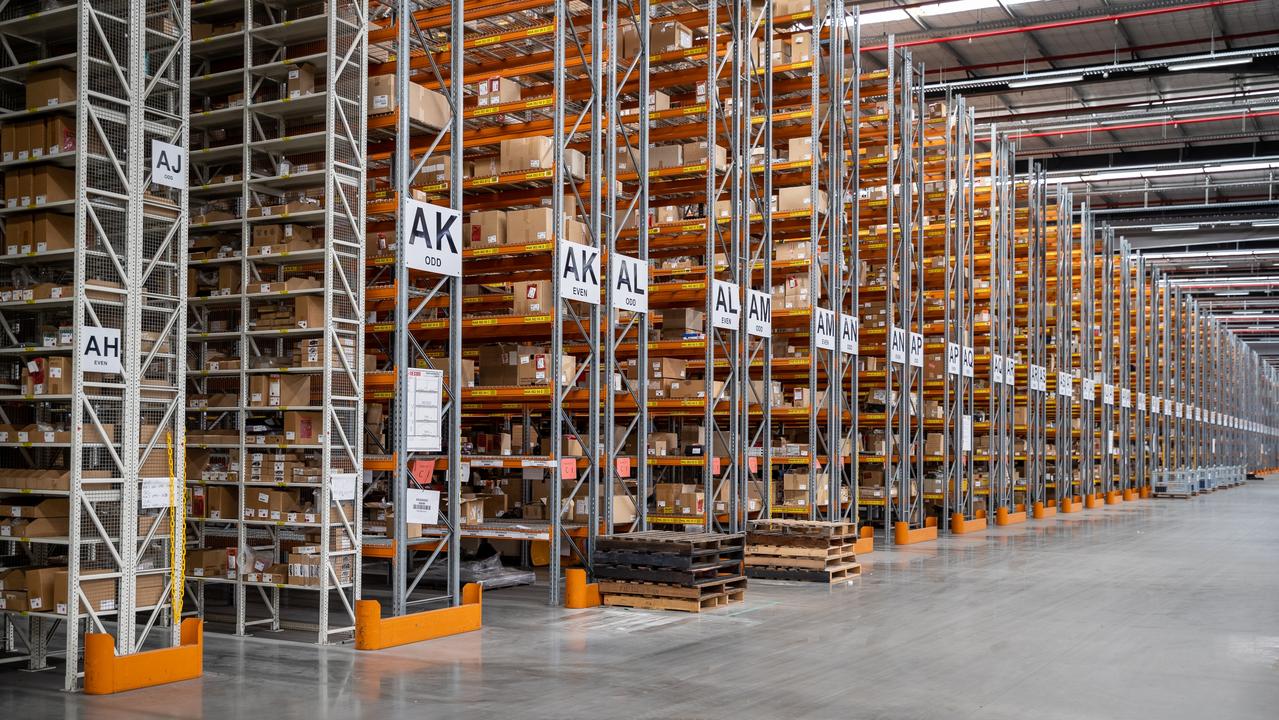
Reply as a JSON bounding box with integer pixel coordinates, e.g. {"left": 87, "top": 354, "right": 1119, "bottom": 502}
{"left": 355, "top": 583, "right": 483, "bottom": 650}
{"left": 84, "top": 618, "right": 203, "bottom": 695}
{"left": 565, "top": 568, "right": 601, "bottom": 609}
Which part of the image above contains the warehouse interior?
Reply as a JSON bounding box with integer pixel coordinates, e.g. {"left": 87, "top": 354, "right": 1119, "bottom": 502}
{"left": 1, "top": 0, "right": 1278, "bottom": 716}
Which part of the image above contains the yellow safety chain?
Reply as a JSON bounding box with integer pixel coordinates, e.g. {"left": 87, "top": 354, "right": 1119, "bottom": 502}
{"left": 167, "top": 431, "right": 184, "bottom": 619}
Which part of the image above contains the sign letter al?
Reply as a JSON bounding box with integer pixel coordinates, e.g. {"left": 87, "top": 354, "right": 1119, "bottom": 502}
{"left": 610, "top": 252, "right": 647, "bottom": 313}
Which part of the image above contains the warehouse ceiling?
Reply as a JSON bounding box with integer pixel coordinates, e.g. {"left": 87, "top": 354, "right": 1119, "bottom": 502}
{"left": 857, "top": 0, "right": 1279, "bottom": 365}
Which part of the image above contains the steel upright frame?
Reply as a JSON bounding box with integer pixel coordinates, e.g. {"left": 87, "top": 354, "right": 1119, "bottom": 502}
{"left": 0, "top": 0, "right": 188, "bottom": 690}
{"left": 943, "top": 101, "right": 975, "bottom": 529}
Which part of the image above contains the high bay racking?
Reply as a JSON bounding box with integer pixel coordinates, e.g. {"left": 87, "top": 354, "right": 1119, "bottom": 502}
{"left": 0, "top": 0, "right": 188, "bottom": 690}
{"left": 185, "top": 0, "right": 366, "bottom": 641}
{"left": 2, "top": 5, "right": 1276, "bottom": 686}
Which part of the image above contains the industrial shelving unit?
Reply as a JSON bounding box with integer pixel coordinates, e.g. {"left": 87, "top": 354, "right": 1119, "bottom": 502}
{"left": 359, "top": 0, "right": 464, "bottom": 619}
{"left": 1048, "top": 185, "right": 1078, "bottom": 511}
{"left": 185, "top": 0, "right": 366, "bottom": 642}
{"left": 0, "top": 0, "right": 188, "bottom": 690}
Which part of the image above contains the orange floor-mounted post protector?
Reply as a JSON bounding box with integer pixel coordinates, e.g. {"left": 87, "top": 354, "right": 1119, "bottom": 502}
{"left": 894, "top": 522, "right": 938, "bottom": 545}
{"left": 1032, "top": 501, "right": 1056, "bottom": 519}
{"left": 1139, "top": 485, "right": 1152, "bottom": 498}
{"left": 854, "top": 525, "right": 875, "bottom": 554}
{"left": 1059, "top": 496, "right": 1083, "bottom": 513}
{"left": 355, "top": 583, "right": 483, "bottom": 650}
{"left": 1122, "top": 488, "right": 1138, "bottom": 501}
{"left": 995, "top": 507, "right": 1027, "bottom": 526}
{"left": 565, "top": 568, "right": 601, "bottom": 609}
{"left": 1085, "top": 493, "right": 1103, "bottom": 509}
{"left": 951, "top": 512, "right": 986, "bottom": 534}
{"left": 1105, "top": 490, "right": 1122, "bottom": 504}
{"left": 84, "top": 618, "right": 203, "bottom": 694}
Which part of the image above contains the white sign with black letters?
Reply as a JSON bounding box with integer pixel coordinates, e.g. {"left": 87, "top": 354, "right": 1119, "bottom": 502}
{"left": 889, "top": 327, "right": 907, "bottom": 364}
{"left": 81, "top": 327, "right": 122, "bottom": 374}
{"left": 839, "top": 315, "right": 858, "bottom": 355}
{"left": 814, "top": 308, "right": 836, "bottom": 350}
{"left": 909, "top": 332, "right": 924, "bottom": 369}
{"left": 1058, "top": 371, "right": 1072, "bottom": 398}
{"left": 992, "top": 354, "right": 1004, "bottom": 385}
{"left": 151, "top": 139, "right": 186, "bottom": 189}
{"left": 711, "top": 280, "right": 740, "bottom": 330}
{"left": 406, "top": 488, "right": 441, "bottom": 525}
{"left": 746, "top": 289, "right": 771, "bottom": 337}
{"left": 963, "top": 346, "right": 975, "bottom": 378}
{"left": 610, "top": 252, "right": 647, "bottom": 313}
{"left": 947, "top": 342, "right": 961, "bottom": 376}
{"left": 403, "top": 198, "right": 463, "bottom": 277}
{"left": 406, "top": 368, "right": 443, "bottom": 452}
{"left": 558, "top": 239, "right": 601, "bottom": 304}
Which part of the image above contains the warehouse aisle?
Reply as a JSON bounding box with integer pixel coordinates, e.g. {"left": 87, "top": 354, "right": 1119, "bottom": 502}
{"left": 6, "top": 483, "right": 1278, "bottom": 719}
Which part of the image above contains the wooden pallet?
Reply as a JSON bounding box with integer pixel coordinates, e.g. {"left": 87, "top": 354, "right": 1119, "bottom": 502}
{"left": 745, "top": 549, "right": 857, "bottom": 570}
{"left": 600, "top": 576, "right": 747, "bottom": 612}
{"left": 592, "top": 558, "right": 744, "bottom": 586}
{"left": 745, "top": 542, "right": 855, "bottom": 560}
{"left": 595, "top": 530, "right": 745, "bottom": 555}
{"left": 746, "top": 519, "right": 856, "bottom": 539}
{"left": 746, "top": 562, "right": 861, "bottom": 584}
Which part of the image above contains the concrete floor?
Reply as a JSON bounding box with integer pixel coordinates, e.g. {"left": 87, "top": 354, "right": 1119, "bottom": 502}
{"left": 4, "top": 481, "right": 1279, "bottom": 719}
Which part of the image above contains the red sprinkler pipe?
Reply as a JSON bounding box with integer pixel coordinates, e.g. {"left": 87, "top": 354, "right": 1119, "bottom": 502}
{"left": 863, "top": 0, "right": 1258, "bottom": 52}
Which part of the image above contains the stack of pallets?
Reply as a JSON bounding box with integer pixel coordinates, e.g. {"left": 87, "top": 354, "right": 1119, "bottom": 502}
{"left": 744, "top": 519, "right": 861, "bottom": 583}
{"left": 592, "top": 531, "right": 746, "bottom": 612}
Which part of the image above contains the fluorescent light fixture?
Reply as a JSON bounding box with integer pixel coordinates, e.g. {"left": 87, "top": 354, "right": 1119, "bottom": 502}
{"left": 1215, "top": 291, "right": 1250, "bottom": 296}
{"left": 861, "top": 0, "right": 1046, "bottom": 25}
{"left": 1085, "top": 170, "right": 1144, "bottom": 181}
{"left": 1253, "top": 220, "right": 1279, "bottom": 227}
{"left": 1236, "top": 310, "right": 1265, "bottom": 315}
{"left": 1169, "top": 57, "right": 1253, "bottom": 72}
{"left": 1187, "top": 264, "right": 1227, "bottom": 269}
{"left": 1204, "top": 162, "right": 1275, "bottom": 173}
{"left": 1009, "top": 74, "right": 1084, "bottom": 89}
{"left": 1152, "top": 224, "right": 1200, "bottom": 232}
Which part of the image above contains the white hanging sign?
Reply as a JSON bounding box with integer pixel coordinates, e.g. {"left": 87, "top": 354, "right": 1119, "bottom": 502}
{"left": 814, "top": 307, "right": 836, "bottom": 350}
{"left": 909, "top": 332, "right": 924, "bottom": 369}
{"left": 1121, "top": 388, "right": 1131, "bottom": 408}
{"left": 151, "top": 139, "right": 186, "bottom": 189}
{"left": 1081, "top": 377, "right": 1095, "bottom": 401}
{"left": 1151, "top": 396, "right": 1161, "bottom": 414}
{"left": 992, "top": 354, "right": 1004, "bottom": 385}
{"left": 1102, "top": 383, "right": 1114, "bottom": 406}
{"left": 331, "top": 472, "right": 358, "bottom": 502}
{"left": 889, "top": 326, "right": 907, "bottom": 364}
{"left": 962, "top": 414, "right": 973, "bottom": 452}
{"left": 839, "top": 315, "right": 858, "bottom": 355}
{"left": 403, "top": 198, "right": 463, "bottom": 277}
{"left": 963, "top": 346, "right": 975, "bottom": 378}
{"left": 947, "top": 342, "right": 961, "bottom": 376}
{"left": 1058, "top": 371, "right": 1072, "bottom": 398}
{"left": 406, "top": 488, "right": 441, "bottom": 525}
{"left": 1004, "top": 357, "right": 1016, "bottom": 386}
{"left": 406, "top": 368, "right": 443, "bottom": 452}
{"left": 710, "top": 279, "right": 740, "bottom": 330}
{"left": 557, "top": 239, "right": 601, "bottom": 304}
{"left": 745, "top": 289, "right": 772, "bottom": 337}
{"left": 1137, "top": 392, "right": 1146, "bottom": 411}
{"left": 610, "top": 252, "right": 648, "bottom": 313}
{"left": 81, "top": 327, "right": 122, "bottom": 374}
{"left": 141, "top": 477, "right": 173, "bottom": 509}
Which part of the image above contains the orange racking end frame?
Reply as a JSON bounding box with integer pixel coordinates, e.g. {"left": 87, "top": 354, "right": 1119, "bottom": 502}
{"left": 355, "top": 584, "right": 483, "bottom": 651}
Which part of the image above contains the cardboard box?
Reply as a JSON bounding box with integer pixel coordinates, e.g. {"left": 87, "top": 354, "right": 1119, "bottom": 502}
{"left": 248, "top": 374, "right": 311, "bottom": 407}
{"left": 513, "top": 280, "right": 552, "bottom": 315}
{"left": 284, "top": 411, "right": 324, "bottom": 443}
{"left": 45, "top": 116, "right": 75, "bottom": 156}
{"left": 651, "top": 144, "right": 684, "bottom": 170}
{"left": 788, "top": 136, "right": 813, "bottom": 162}
{"left": 26, "top": 68, "right": 76, "bottom": 108}
{"left": 468, "top": 210, "right": 507, "bottom": 246}
{"left": 475, "top": 76, "right": 522, "bottom": 107}
{"left": 778, "top": 185, "right": 828, "bottom": 213}
{"left": 506, "top": 207, "right": 554, "bottom": 245}
{"left": 651, "top": 20, "right": 693, "bottom": 53}
{"left": 286, "top": 63, "right": 316, "bottom": 98}
{"left": 1, "top": 123, "right": 14, "bottom": 162}
{"left": 33, "top": 165, "right": 75, "bottom": 206}
{"left": 27, "top": 213, "right": 72, "bottom": 253}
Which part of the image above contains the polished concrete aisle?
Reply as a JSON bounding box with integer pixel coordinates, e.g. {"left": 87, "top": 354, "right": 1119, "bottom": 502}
{"left": 5, "top": 482, "right": 1279, "bottom": 719}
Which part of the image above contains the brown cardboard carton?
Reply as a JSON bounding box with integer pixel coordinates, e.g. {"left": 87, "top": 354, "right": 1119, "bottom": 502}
{"left": 34, "top": 213, "right": 74, "bottom": 253}
{"left": 33, "top": 165, "right": 75, "bottom": 206}
{"left": 468, "top": 210, "right": 506, "bottom": 246}
{"left": 513, "top": 280, "right": 552, "bottom": 314}
{"left": 46, "top": 115, "right": 75, "bottom": 155}
{"left": 284, "top": 411, "right": 324, "bottom": 443}
{"left": 286, "top": 63, "right": 316, "bottom": 98}
{"left": 651, "top": 20, "right": 693, "bottom": 52}
{"left": 778, "top": 185, "right": 828, "bottom": 213}
{"left": 0, "top": 123, "right": 14, "bottom": 162}
{"left": 26, "top": 68, "right": 76, "bottom": 108}
{"left": 2, "top": 496, "right": 70, "bottom": 518}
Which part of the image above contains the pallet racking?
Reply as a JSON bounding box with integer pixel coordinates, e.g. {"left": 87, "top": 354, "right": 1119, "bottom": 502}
{"left": 0, "top": 0, "right": 188, "bottom": 689}
{"left": 185, "top": 0, "right": 366, "bottom": 642}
